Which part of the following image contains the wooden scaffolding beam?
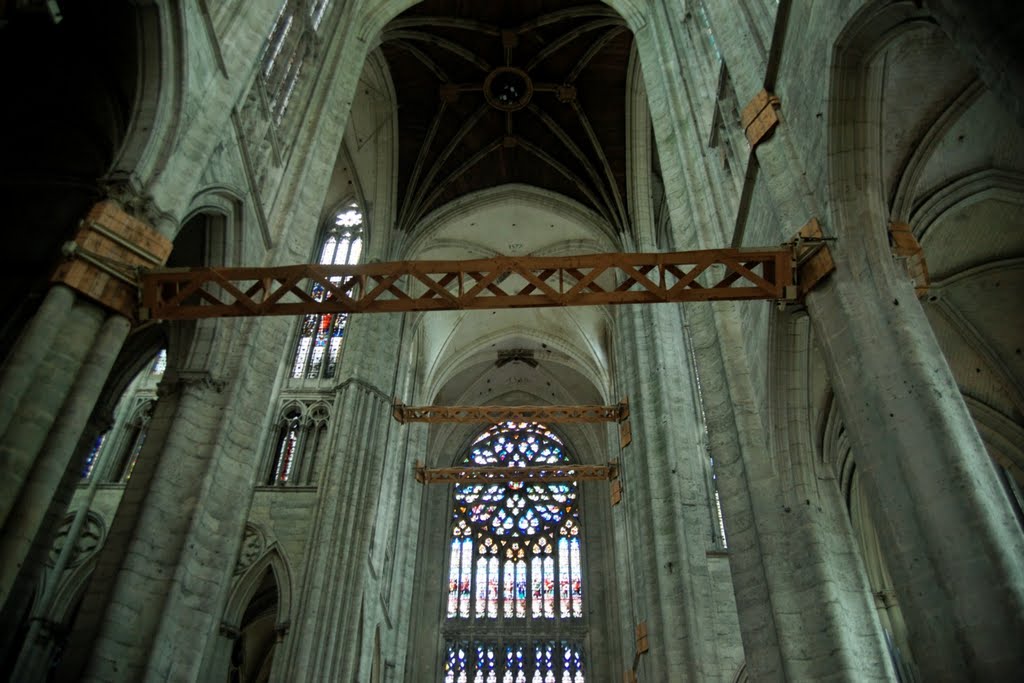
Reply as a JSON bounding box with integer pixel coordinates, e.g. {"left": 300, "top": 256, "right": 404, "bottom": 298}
{"left": 392, "top": 401, "right": 629, "bottom": 424}
{"left": 139, "top": 247, "right": 800, "bottom": 320}
{"left": 414, "top": 461, "right": 619, "bottom": 484}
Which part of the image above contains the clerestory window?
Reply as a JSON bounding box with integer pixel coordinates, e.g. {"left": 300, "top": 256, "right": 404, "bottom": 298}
{"left": 290, "top": 204, "right": 364, "bottom": 380}
{"left": 442, "top": 422, "right": 587, "bottom": 683}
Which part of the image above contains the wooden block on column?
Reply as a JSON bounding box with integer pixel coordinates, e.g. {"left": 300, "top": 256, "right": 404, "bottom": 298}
{"left": 635, "top": 621, "right": 649, "bottom": 654}
{"left": 619, "top": 419, "right": 632, "bottom": 449}
{"left": 889, "top": 222, "right": 929, "bottom": 297}
{"left": 51, "top": 200, "right": 172, "bottom": 319}
{"left": 741, "top": 89, "right": 781, "bottom": 147}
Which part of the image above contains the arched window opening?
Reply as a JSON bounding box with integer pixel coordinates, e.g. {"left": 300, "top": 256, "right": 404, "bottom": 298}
{"left": 109, "top": 401, "right": 154, "bottom": 483}
{"left": 260, "top": 0, "right": 332, "bottom": 127}
{"left": 443, "top": 422, "right": 586, "bottom": 683}
{"left": 228, "top": 568, "right": 280, "bottom": 683}
{"left": 290, "top": 204, "right": 364, "bottom": 380}
{"left": 81, "top": 348, "right": 166, "bottom": 481}
{"left": 267, "top": 409, "right": 303, "bottom": 485}
{"left": 80, "top": 434, "right": 106, "bottom": 480}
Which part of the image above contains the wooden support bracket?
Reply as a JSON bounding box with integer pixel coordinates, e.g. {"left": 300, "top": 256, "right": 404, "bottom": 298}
{"left": 788, "top": 217, "right": 836, "bottom": 298}
{"left": 889, "top": 222, "right": 929, "bottom": 297}
{"left": 52, "top": 201, "right": 172, "bottom": 320}
{"left": 741, "top": 89, "right": 781, "bottom": 147}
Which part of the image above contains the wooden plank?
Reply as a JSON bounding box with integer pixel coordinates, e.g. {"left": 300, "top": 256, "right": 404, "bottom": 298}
{"left": 52, "top": 201, "right": 172, "bottom": 319}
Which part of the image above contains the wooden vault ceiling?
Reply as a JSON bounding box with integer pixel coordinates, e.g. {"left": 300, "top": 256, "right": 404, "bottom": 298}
{"left": 381, "top": 0, "right": 634, "bottom": 233}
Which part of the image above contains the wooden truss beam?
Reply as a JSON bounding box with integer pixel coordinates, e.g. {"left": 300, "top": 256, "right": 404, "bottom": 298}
{"left": 414, "top": 461, "right": 619, "bottom": 484}
{"left": 138, "top": 247, "right": 801, "bottom": 320}
{"left": 392, "top": 401, "right": 629, "bottom": 424}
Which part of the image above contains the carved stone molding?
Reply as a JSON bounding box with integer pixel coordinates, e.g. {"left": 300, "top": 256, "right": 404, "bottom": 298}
{"left": 235, "top": 523, "right": 267, "bottom": 574}
{"left": 48, "top": 512, "right": 106, "bottom": 568}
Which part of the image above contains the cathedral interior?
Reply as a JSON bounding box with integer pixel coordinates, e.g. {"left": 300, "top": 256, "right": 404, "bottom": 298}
{"left": 1, "top": 0, "right": 1023, "bottom": 681}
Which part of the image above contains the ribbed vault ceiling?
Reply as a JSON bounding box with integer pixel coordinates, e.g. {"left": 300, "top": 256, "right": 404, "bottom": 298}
{"left": 381, "top": 0, "right": 633, "bottom": 234}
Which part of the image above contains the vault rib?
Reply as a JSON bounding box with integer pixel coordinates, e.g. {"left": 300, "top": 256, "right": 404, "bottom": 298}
{"left": 525, "top": 19, "right": 623, "bottom": 72}
{"left": 383, "top": 30, "right": 492, "bottom": 73}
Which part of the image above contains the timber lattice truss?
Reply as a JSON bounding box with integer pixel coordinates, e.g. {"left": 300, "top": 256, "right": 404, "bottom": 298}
{"left": 139, "top": 248, "right": 803, "bottom": 320}
{"left": 392, "top": 401, "right": 629, "bottom": 424}
{"left": 414, "top": 461, "right": 619, "bottom": 485}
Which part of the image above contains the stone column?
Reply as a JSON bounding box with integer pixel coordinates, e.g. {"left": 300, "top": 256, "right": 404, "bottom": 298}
{"left": 0, "top": 297, "right": 107, "bottom": 530}
{"left": 0, "top": 313, "right": 130, "bottom": 600}
{"left": 9, "top": 414, "right": 113, "bottom": 682}
{"left": 0, "top": 299, "right": 131, "bottom": 667}
{"left": 0, "top": 284, "right": 76, "bottom": 436}
{"left": 612, "top": 301, "right": 733, "bottom": 681}
{"left": 57, "top": 315, "right": 290, "bottom": 683}
{"left": 806, "top": 239, "right": 1024, "bottom": 679}
{"left": 286, "top": 311, "right": 403, "bottom": 681}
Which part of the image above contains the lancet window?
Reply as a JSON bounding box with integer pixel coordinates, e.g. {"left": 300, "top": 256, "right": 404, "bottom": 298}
{"left": 260, "top": 0, "right": 332, "bottom": 126}
{"left": 443, "top": 422, "right": 586, "bottom": 683}
{"left": 109, "top": 401, "right": 153, "bottom": 483}
{"left": 265, "top": 401, "right": 330, "bottom": 485}
{"left": 290, "top": 204, "right": 363, "bottom": 380}
{"left": 81, "top": 349, "right": 166, "bottom": 480}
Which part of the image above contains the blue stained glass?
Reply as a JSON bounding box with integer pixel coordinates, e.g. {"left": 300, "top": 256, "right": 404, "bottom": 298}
{"left": 445, "top": 423, "right": 585, "bottom": 680}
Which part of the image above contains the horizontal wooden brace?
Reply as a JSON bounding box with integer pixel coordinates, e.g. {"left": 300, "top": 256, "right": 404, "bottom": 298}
{"left": 138, "top": 248, "right": 798, "bottom": 320}
{"left": 393, "top": 400, "right": 629, "bottom": 424}
{"left": 414, "top": 461, "right": 619, "bottom": 485}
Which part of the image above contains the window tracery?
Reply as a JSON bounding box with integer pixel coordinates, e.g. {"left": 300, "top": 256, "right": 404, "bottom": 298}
{"left": 443, "top": 422, "right": 586, "bottom": 683}
{"left": 290, "top": 204, "right": 364, "bottom": 380}
{"left": 265, "top": 400, "right": 331, "bottom": 485}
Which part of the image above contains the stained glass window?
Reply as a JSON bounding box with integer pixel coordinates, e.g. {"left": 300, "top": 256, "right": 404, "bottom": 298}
{"left": 443, "top": 422, "right": 586, "bottom": 682}
{"left": 260, "top": 0, "right": 332, "bottom": 126}
{"left": 290, "top": 205, "right": 363, "bottom": 380}
{"left": 110, "top": 401, "right": 153, "bottom": 483}
{"left": 442, "top": 642, "right": 584, "bottom": 683}
{"left": 267, "top": 409, "right": 302, "bottom": 484}
{"left": 81, "top": 433, "right": 106, "bottom": 479}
